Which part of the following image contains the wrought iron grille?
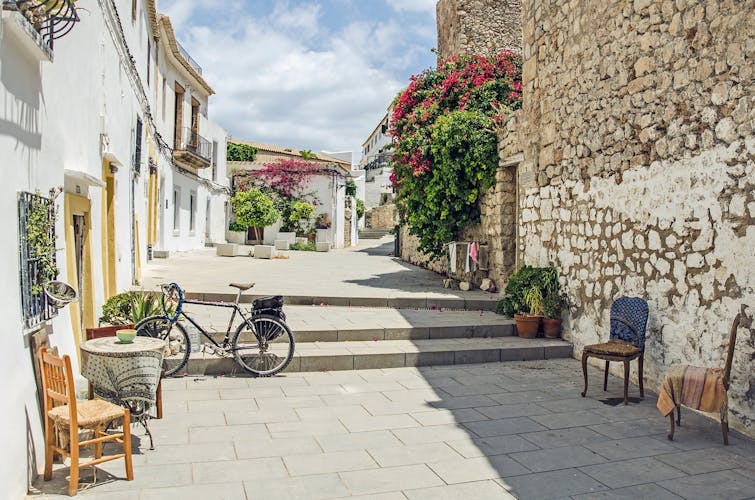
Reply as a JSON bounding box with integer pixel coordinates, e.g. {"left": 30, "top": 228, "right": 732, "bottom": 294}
{"left": 18, "top": 191, "right": 57, "bottom": 329}
{"left": 178, "top": 127, "right": 212, "bottom": 161}
{"left": 11, "top": 0, "right": 80, "bottom": 49}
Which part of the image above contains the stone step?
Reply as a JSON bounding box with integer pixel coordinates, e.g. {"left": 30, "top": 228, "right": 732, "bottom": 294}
{"left": 180, "top": 293, "right": 500, "bottom": 311}
{"left": 176, "top": 337, "right": 573, "bottom": 375}
{"left": 359, "top": 229, "right": 392, "bottom": 239}
{"left": 186, "top": 306, "right": 514, "bottom": 342}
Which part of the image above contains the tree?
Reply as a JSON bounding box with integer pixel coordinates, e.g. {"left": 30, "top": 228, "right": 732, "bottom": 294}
{"left": 231, "top": 188, "right": 279, "bottom": 241}
{"left": 227, "top": 142, "right": 258, "bottom": 162}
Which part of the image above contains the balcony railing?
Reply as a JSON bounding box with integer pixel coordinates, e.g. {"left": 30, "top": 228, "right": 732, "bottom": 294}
{"left": 5, "top": 0, "right": 79, "bottom": 49}
{"left": 174, "top": 127, "right": 211, "bottom": 169}
{"left": 177, "top": 41, "right": 203, "bottom": 75}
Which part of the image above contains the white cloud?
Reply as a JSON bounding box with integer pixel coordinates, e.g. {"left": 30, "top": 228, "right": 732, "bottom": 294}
{"left": 385, "top": 0, "right": 437, "bottom": 14}
{"left": 162, "top": 1, "right": 436, "bottom": 161}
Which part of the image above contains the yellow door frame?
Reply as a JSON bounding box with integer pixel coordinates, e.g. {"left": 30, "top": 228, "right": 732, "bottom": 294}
{"left": 101, "top": 161, "right": 117, "bottom": 298}
{"left": 64, "top": 193, "right": 95, "bottom": 351}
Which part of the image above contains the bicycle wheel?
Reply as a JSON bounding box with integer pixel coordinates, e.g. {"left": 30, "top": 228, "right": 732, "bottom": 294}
{"left": 136, "top": 315, "right": 190, "bottom": 377}
{"left": 232, "top": 314, "right": 295, "bottom": 376}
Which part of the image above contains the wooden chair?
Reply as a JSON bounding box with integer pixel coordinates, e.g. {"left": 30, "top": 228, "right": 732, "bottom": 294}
{"left": 581, "top": 297, "right": 649, "bottom": 405}
{"left": 661, "top": 308, "right": 744, "bottom": 445}
{"left": 39, "top": 347, "right": 133, "bottom": 496}
{"left": 86, "top": 326, "right": 164, "bottom": 419}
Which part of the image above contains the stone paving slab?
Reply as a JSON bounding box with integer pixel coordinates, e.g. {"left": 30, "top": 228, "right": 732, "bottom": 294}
{"left": 30, "top": 359, "right": 755, "bottom": 499}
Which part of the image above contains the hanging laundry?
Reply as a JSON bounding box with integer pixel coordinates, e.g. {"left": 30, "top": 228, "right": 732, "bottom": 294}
{"left": 464, "top": 242, "right": 471, "bottom": 273}
{"left": 469, "top": 241, "right": 479, "bottom": 264}
{"left": 448, "top": 241, "right": 457, "bottom": 273}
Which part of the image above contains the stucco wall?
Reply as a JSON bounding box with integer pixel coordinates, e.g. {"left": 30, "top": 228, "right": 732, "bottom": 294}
{"left": 436, "top": 0, "right": 522, "bottom": 60}
{"left": 517, "top": 0, "right": 754, "bottom": 434}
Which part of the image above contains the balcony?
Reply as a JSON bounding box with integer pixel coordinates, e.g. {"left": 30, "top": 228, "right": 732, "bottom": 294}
{"left": 173, "top": 127, "right": 212, "bottom": 170}
{"left": 2, "top": 0, "right": 79, "bottom": 58}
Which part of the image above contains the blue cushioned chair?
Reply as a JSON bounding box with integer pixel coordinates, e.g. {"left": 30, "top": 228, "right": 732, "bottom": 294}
{"left": 581, "top": 297, "right": 649, "bottom": 405}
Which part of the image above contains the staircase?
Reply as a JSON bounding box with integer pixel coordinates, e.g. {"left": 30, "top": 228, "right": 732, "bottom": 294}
{"left": 177, "top": 295, "right": 573, "bottom": 376}
{"left": 358, "top": 228, "right": 392, "bottom": 239}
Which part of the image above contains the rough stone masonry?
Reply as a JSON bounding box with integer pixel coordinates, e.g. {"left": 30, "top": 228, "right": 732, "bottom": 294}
{"left": 423, "top": 0, "right": 754, "bottom": 434}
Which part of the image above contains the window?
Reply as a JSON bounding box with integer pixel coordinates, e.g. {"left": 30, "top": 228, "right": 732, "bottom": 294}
{"left": 134, "top": 117, "right": 142, "bottom": 174}
{"left": 189, "top": 191, "right": 196, "bottom": 233}
{"left": 161, "top": 78, "right": 167, "bottom": 121}
{"left": 18, "top": 191, "right": 58, "bottom": 328}
{"left": 173, "top": 187, "right": 180, "bottom": 233}
{"left": 211, "top": 141, "right": 218, "bottom": 181}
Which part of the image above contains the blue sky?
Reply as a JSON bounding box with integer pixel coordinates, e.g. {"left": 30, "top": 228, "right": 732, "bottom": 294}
{"left": 160, "top": 0, "right": 438, "bottom": 162}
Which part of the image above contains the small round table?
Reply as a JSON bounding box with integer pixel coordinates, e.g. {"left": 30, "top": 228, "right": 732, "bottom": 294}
{"left": 81, "top": 336, "right": 165, "bottom": 448}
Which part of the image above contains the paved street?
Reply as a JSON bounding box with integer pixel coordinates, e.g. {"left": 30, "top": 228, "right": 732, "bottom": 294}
{"left": 140, "top": 237, "right": 496, "bottom": 301}
{"left": 31, "top": 359, "right": 755, "bottom": 499}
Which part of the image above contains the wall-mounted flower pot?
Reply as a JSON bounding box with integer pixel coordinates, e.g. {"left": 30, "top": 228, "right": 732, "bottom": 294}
{"left": 542, "top": 318, "right": 562, "bottom": 338}
{"left": 514, "top": 314, "right": 541, "bottom": 339}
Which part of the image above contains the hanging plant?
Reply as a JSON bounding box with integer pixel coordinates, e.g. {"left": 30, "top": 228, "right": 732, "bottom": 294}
{"left": 26, "top": 189, "right": 60, "bottom": 295}
{"left": 345, "top": 179, "right": 357, "bottom": 197}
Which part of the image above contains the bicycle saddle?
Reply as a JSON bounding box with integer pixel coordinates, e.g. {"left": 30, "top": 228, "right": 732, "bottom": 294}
{"left": 229, "top": 282, "right": 255, "bottom": 291}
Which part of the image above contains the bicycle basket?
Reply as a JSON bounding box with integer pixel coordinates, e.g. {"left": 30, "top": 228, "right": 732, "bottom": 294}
{"left": 253, "top": 296, "right": 284, "bottom": 310}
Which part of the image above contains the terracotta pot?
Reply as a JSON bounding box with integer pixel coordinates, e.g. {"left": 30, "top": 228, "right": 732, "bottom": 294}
{"left": 514, "top": 314, "right": 541, "bottom": 339}
{"left": 542, "top": 318, "right": 562, "bottom": 338}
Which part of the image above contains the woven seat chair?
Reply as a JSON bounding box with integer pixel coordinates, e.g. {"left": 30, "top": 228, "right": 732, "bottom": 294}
{"left": 581, "top": 297, "right": 649, "bottom": 405}
{"left": 39, "top": 347, "right": 133, "bottom": 496}
{"left": 658, "top": 307, "right": 744, "bottom": 445}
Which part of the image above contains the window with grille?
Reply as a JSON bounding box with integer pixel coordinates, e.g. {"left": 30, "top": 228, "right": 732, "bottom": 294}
{"left": 18, "top": 191, "right": 58, "bottom": 329}
{"left": 134, "top": 117, "right": 143, "bottom": 174}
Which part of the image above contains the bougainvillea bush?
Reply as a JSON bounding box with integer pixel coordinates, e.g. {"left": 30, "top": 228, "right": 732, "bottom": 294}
{"left": 390, "top": 51, "right": 522, "bottom": 257}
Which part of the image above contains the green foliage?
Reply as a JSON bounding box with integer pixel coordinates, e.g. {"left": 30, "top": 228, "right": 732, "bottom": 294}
{"left": 390, "top": 52, "right": 522, "bottom": 258}
{"left": 496, "top": 266, "right": 562, "bottom": 317}
{"left": 289, "top": 200, "right": 315, "bottom": 221}
{"left": 27, "top": 190, "right": 59, "bottom": 294}
{"left": 300, "top": 149, "right": 318, "bottom": 160}
{"left": 522, "top": 286, "right": 544, "bottom": 317}
{"left": 100, "top": 291, "right": 169, "bottom": 325}
{"left": 231, "top": 188, "right": 279, "bottom": 241}
{"left": 345, "top": 179, "right": 357, "bottom": 197}
{"left": 290, "top": 242, "right": 316, "bottom": 251}
{"left": 227, "top": 142, "right": 258, "bottom": 162}
{"left": 543, "top": 290, "right": 568, "bottom": 319}
{"left": 228, "top": 221, "right": 248, "bottom": 232}
{"left": 356, "top": 198, "right": 365, "bottom": 219}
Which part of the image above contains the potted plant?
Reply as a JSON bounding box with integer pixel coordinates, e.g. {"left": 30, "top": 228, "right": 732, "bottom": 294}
{"left": 496, "top": 265, "right": 562, "bottom": 339}
{"left": 542, "top": 291, "right": 568, "bottom": 338}
{"left": 315, "top": 212, "right": 331, "bottom": 229}
{"left": 227, "top": 222, "right": 247, "bottom": 244}
{"left": 288, "top": 200, "right": 314, "bottom": 237}
{"left": 516, "top": 285, "right": 544, "bottom": 338}
{"left": 231, "top": 188, "right": 279, "bottom": 244}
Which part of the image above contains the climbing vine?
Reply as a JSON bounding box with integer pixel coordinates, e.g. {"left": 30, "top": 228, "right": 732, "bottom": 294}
{"left": 390, "top": 51, "right": 522, "bottom": 257}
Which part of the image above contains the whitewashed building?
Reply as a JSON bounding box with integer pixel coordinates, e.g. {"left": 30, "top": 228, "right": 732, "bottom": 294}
{"left": 0, "top": 1, "right": 225, "bottom": 496}
{"left": 359, "top": 109, "right": 394, "bottom": 209}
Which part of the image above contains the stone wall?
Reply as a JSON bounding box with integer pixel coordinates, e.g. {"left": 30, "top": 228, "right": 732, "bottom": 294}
{"left": 436, "top": 0, "right": 522, "bottom": 59}
{"left": 518, "top": 0, "right": 754, "bottom": 433}
{"left": 366, "top": 203, "right": 396, "bottom": 230}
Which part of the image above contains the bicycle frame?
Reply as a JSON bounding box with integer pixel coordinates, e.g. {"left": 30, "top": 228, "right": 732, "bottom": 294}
{"left": 173, "top": 297, "right": 254, "bottom": 351}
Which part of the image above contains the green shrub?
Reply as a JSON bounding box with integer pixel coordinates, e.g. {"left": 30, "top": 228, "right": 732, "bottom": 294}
{"left": 496, "top": 266, "right": 561, "bottom": 317}
{"left": 228, "top": 221, "right": 247, "bottom": 232}
{"left": 231, "top": 188, "right": 279, "bottom": 240}
{"left": 227, "top": 142, "right": 257, "bottom": 162}
{"left": 356, "top": 198, "right": 365, "bottom": 219}
{"left": 290, "top": 242, "right": 316, "bottom": 251}
{"left": 99, "top": 291, "right": 169, "bottom": 325}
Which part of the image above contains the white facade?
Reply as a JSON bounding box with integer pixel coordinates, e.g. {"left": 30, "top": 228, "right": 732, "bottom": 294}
{"left": 0, "top": 1, "right": 225, "bottom": 496}
{"left": 359, "top": 110, "right": 394, "bottom": 209}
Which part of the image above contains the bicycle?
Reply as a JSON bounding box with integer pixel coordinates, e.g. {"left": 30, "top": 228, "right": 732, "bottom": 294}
{"left": 135, "top": 282, "right": 295, "bottom": 377}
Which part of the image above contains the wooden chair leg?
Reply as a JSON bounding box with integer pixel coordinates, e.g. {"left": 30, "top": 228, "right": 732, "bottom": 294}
{"left": 88, "top": 381, "right": 94, "bottom": 400}
{"left": 580, "top": 352, "right": 589, "bottom": 397}
{"left": 603, "top": 360, "right": 609, "bottom": 391}
{"left": 623, "top": 360, "right": 630, "bottom": 405}
{"left": 668, "top": 410, "right": 676, "bottom": 441}
{"left": 156, "top": 379, "right": 163, "bottom": 420}
{"left": 123, "top": 410, "right": 134, "bottom": 480}
{"left": 43, "top": 417, "right": 54, "bottom": 481}
{"left": 68, "top": 427, "right": 80, "bottom": 496}
{"left": 676, "top": 406, "right": 681, "bottom": 426}
{"left": 94, "top": 425, "right": 103, "bottom": 460}
{"left": 722, "top": 409, "right": 729, "bottom": 445}
{"left": 638, "top": 354, "right": 644, "bottom": 398}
